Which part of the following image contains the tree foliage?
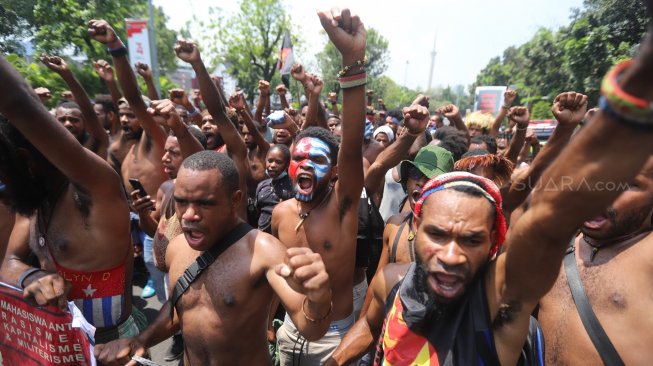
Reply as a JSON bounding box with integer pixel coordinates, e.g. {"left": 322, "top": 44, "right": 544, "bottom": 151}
{"left": 472, "top": 0, "right": 647, "bottom": 105}
{"left": 1, "top": 1, "right": 178, "bottom": 72}
{"left": 199, "top": 0, "right": 291, "bottom": 100}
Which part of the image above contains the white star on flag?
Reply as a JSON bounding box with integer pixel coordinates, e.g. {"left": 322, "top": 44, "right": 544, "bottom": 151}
{"left": 83, "top": 284, "right": 97, "bottom": 298}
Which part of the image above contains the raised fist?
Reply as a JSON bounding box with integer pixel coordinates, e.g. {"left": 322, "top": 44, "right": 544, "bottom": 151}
{"left": 134, "top": 62, "right": 153, "bottom": 80}
{"left": 503, "top": 89, "right": 517, "bottom": 106}
{"left": 291, "top": 64, "right": 306, "bottom": 82}
{"left": 40, "top": 55, "right": 69, "bottom": 74}
{"left": 276, "top": 84, "right": 287, "bottom": 95}
{"left": 147, "top": 99, "right": 183, "bottom": 129}
{"left": 229, "top": 92, "right": 246, "bottom": 111}
{"left": 508, "top": 107, "right": 530, "bottom": 128}
{"left": 175, "top": 39, "right": 201, "bottom": 64}
{"left": 258, "top": 80, "right": 270, "bottom": 96}
{"left": 93, "top": 59, "right": 114, "bottom": 82}
{"left": 87, "top": 19, "right": 118, "bottom": 45}
{"left": 402, "top": 104, "right": 429, "bottom": 135}
{"left": 412, "top": 94, "right": 429, "bottom": 108}
{"left": 438, "top": 104, "right": 460, "bottom": 120}
{"left": 168, "top": 88, "right": 187, "bottom": 105}
{"left": 317, "top": 8, "right": 366, "bottom": 65}
{"left": 306, "top": 74, "right": 323, "bottom": 96}
{"left": 551, "top": 91, "right": 588, "bottom": 126}
{"left": 328, "top": 92, "right": 337, "bottom": 104}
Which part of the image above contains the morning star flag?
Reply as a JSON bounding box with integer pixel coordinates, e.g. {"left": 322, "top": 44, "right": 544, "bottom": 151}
{"left": 278, "top": 29, "right": 294, "bottom": 88}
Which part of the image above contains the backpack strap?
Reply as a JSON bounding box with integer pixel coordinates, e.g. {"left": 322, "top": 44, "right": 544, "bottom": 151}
{"left": 170, "top": 223, "right": 253, "bottom": 320}
{"left": 390, "top": 213, "right": 411, "bottom": 263}
{"left": 564, "top": 237, "right": 624, "bottom": 366}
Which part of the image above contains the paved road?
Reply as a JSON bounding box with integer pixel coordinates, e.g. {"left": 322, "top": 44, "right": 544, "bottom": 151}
{"left": 132, "top": 266, "right": 182, "bottom": 366}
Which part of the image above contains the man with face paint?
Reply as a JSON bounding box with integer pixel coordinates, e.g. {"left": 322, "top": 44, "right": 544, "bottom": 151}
{"left": 324, "top": 5, "right": 653, "bottom": 360}
{"left": 271, "top": 7, "right": 367, "bottom": 365}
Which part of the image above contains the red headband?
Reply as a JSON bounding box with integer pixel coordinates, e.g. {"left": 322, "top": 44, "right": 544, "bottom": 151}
{"left": 414, "top": 172, "right": 507, "bottom": 258}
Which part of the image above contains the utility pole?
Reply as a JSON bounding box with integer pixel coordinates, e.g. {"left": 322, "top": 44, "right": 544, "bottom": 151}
{"left": 427, "top": 32, "right": 437, "bottom": 92}
{"left": 148, "top": 0, "right": 161, "bottom": 94}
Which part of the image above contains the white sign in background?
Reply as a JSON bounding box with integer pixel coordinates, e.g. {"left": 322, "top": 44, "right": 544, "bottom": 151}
{"left": 126, "top": 19, "right": 151, "bottom": 70}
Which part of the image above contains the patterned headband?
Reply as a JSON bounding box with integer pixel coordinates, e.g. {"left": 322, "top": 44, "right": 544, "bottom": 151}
{"left": 414, "top": 171, "right": 507, "bottom": 258}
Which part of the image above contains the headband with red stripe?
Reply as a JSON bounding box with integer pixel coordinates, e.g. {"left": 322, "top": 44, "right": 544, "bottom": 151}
{"left": 414, "top": 172, "right": 507, "bottom": 258}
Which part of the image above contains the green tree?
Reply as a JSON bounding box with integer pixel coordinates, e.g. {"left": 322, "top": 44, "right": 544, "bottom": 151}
{"left": 200, "top": 0, "right": 291, "bottom": 100}
{"left": 2, "top": 1, "right": 177, "bottom": 72}
{"left": 472, "top": 0, "right": 647, "bottom": 106}
{"left": 318, "top": 27, "right": 389, "bottom": 94}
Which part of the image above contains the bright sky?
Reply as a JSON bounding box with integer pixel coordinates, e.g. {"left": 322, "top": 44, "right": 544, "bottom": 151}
{"left": 153, "top": 0, "right": 585, "bottom": 90}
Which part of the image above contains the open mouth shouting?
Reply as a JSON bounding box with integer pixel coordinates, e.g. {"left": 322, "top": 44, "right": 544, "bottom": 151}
{"left": 428, "top": 271, "right": 465, "bottom": 301}
{"left": 296, "top": 173, "right": 315, "bottom": 196}
{"left": 182, "top": 225, "right": 206, "bottom": 249}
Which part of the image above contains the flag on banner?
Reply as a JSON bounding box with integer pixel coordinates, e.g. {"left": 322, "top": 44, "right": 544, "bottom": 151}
{"left": 278, "top": 29, "right": 294, "bottom": 88}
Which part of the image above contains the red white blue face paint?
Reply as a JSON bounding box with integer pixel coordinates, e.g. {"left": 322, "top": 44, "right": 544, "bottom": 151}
{"left": 291, "top": 137, "right": 331, "bottom": 202}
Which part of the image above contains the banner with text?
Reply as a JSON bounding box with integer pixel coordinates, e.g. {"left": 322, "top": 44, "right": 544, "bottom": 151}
{"left": 0, "top": 283, "right": 94, "bottom": 366}
{"left": 473, "top": 86, "right": 507, "bottom": 116}
{"left": 126, "top": 19, "right": 151, "bottom": 70}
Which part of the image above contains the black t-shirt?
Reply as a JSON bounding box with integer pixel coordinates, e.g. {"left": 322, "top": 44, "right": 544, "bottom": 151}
{"left": 255, "top": 174, "right": 294, "bottom": 233}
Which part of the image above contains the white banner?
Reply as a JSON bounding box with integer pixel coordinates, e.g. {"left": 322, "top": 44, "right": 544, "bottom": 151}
{"left": 126, "top": 19, "right": 151, "bottom": 69}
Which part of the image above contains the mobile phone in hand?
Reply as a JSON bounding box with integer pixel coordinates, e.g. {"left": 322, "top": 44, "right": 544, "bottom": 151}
{"left": 128, "top": 178, "right": 148, "bottom": 197}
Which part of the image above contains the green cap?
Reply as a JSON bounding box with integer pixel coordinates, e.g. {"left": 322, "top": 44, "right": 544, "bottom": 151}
{"left": 399, "top": 146, "right": 454, "bottom": 185}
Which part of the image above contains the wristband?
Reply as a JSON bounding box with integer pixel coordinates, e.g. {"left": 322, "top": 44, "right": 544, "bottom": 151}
{"left": 599, "top": 96, "right": 653, "bottom": 131}
{"left": 106, "top": 37, "right": 124, "bottom": 49}
{"left": 338, "top": 57, "right": 368, "bottom": 77}
{"left": 302, "top": 297, "right": 333, "bottom": 323}
{"left": 601, "top": 59, "right": 653, "bottom": 124}
{"left": 338, "top": 72, "right": 367, "bottom": 89}
{"left": 18, "top": 267, "right": 42, "bottom": 289}
{"left": 108, "top": 46, "right": 128, "bottom": 57}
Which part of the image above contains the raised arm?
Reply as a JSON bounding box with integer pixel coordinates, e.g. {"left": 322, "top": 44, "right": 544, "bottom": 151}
{"left": 318, "top": 8, "right": 367, "bottom": 205}
{"left": 149, "top": 99, "right": 204, "bottom": 157}
{"left": 365, "top": 105, "right": 428, "bottom": 200}
{"left": 169, "top": 88, "right": 202, "bottom": 126}
{"left": 276, "top": 84, "right": 290, "bottom": 110}
{"left": 503, "top": 107, "right": 529, "bottom": 164}
{"left": 88, "top": 20, "right": 168, "bottom": 147}
{"left": 41, "top": 55, "right": 109, "bottom": 159}
{"left": 440, "top": 103, "right": 469, "bottom": 140}
{"left": 499, "top": 19, "right": 653, "bottom": 308}
{"left": 502, "top": 92, "right": 586, "bottom": 215}
{"left": 0, "top": 55, "right": 121, "bottom": 194}
{"left": 255, "top": 80, "right": 270, "bottom": 126}
{"left": 230, "top": 92, "right": 270, "bottom": 154}
{"left": 301, "top": 73, "right": 325, "bottom": 129}
{"left": 490, "top": 89, "right": 516, "bottom": 137}
{"left": 135, "top": 62, "right": 159, "bottom": 101}
{"left": 175, "top": 39, "right": 249, "bottom": 218}
{"left": 93, "top": 59, "right": 123, "bottom": 117}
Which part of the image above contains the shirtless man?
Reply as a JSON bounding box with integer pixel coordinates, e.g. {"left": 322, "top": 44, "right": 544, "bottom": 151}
{"left": 93, "top": 59, "right": 138, "bottom": 172}
{"left": 41, "top": 55, "right": 109, "bottom": 160}
{"left": 94, "top": 150, "right": 333, "bottom": 365}
{"left": 0, "top": 55, "right": 138, "bottom": 342}
{"left": 324, "top": 12, "right": 653, "bottom": 360}
{"left": 538, "top": 157, "right": 653, "bottom": 365}
{"left": 271, "top": 8, "right": 366, "bottom": 365}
